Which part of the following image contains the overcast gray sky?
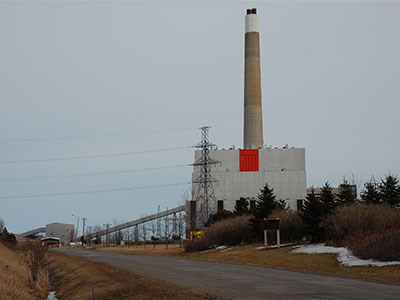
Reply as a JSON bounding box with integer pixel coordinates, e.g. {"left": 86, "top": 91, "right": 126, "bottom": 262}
{"left": 1, "top": 0, "right": 399, "bottom": 234}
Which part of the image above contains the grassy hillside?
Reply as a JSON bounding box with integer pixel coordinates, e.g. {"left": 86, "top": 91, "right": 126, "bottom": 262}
{"left": 0, "top": 243, "right": 37, "bottom": 300}
{"left": 49, "top": 252, "right": 221, "bottom": 300}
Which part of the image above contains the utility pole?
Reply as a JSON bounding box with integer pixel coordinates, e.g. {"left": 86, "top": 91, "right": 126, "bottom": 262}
{"left": 172, "top": 212, "right": 177, "bottom": 236}
{"left": 134, "top": 224, "right": 139, "bottom": 247}
{"left": 103, "top": 223, "right": 111, "bottom": 246}
{"left": 165, "top": 207, "right": 169, "bottom": 250}
{"left": 157, "top": 204, "right": 161, "bottom": 238}
{"left": 72, "top": 214, "right": 80, "bottom": 241}
{"left": 192, "top": 126, "right": 219, "bottom": 229}
{"left": 82, "top": 217, "right": 87, "bottom": 245}
{"left": 142, "top": 224, "right": 146, "bottom": 248}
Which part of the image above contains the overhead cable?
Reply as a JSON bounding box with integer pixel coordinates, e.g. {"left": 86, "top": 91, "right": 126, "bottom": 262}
{"left": 0, "top": 164, "right": 191, "bottom": 182}
{"left": 0, "top": 182, "right": 191, "bottom": 199}
{"left": 0, "top": 146, "right": 193, "bottom": 164}
{"left": 0, "top": 128, "right": 197, "bottom": 143}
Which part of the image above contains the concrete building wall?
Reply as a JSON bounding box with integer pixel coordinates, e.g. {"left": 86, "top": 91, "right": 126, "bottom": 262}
{"left": 45, "top": 222, "right": 74, "bottom": 245}
{"left": 192, "top": 147, "right": 306, "bottom": 213}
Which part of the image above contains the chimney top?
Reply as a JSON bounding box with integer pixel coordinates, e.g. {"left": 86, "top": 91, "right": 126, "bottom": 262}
{"left": 247, "top": 8, "right": 257, "bottom": 15}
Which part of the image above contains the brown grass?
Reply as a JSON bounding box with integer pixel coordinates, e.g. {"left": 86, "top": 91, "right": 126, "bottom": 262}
{"left": 0, "top": 243, "right": 37, "bottom": 300}
{"left": 179, "top": 245, "right": 400, "bottom": 285}
{"left": 48, "top": 251, "right": 220, "bottom": 300}
{"left": 97, "top": 243, "right": 400, "bottom": 285}
{"left": 96, "top": 243, "right": 184, "bottom": 256}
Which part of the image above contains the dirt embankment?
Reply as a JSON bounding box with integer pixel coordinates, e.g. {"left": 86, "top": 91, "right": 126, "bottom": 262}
{"left": 0, "top": 243, "right": 49, "bottom": 300}
{"left": 1, "top": 242, "right": 220, "bottom": 300}
{"left": 48, "top": 252, "right": 220, "bottom": 300}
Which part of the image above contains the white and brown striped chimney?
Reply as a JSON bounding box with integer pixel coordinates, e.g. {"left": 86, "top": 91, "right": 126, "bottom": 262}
{"left": 243, "top": 8, "right": 264, "bottom": 149}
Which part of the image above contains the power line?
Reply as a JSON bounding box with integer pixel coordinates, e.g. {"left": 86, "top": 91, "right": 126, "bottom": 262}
{"left": 0, "top": 164, "right": 191, "bottom": 182}
{"left": 0, "top": 146, "right": 193, "bottom": 164}
{"left": 0, "top": 182, "right": 191, "bottom": 199}
{"left": 0, "top": 128, "right": 197, "bottom": 143}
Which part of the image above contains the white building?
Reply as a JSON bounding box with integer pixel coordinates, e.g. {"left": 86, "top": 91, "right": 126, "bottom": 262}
{"left": 191, "top": 147, "right": 306, "bottom": 216}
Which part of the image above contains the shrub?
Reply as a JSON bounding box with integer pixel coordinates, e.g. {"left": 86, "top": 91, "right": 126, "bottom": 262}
{"left": 269, "top": 210, "right": 304, "bottom": 243}
{"left": 20, "top": 241, "right": 47, "bottom": 283}
{"left": 349, "top": 228, "right": 400, "bottom": 261}
{"left": 324, "top": 203, "right": 400, "bottom": 246}
{"left": 184, "top": 237, "right": 209, "bottom": 253}
{"left": 184, "top": 216, "right": 251, "bottom": 252}
{"left": 206, "top": 215, "right": 250, "bottom": 246}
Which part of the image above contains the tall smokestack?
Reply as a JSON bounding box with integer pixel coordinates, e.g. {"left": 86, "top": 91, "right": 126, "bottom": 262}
{"left": 243, "top": 8, "right": 264, "bottom": 149}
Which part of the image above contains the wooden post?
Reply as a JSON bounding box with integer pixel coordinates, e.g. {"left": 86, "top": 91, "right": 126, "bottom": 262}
{"left": 277, "top": 229, "right": 280, "bottom": 248}
{"left": 264, "top": 229, "right": 267, "bottom": 248}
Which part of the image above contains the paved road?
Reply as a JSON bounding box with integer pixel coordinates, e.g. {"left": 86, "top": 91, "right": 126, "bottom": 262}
{"left": 55, "top": 248, "right": 400, "bottom": 300}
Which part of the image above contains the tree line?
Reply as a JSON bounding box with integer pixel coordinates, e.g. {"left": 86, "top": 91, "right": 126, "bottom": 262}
{"left": 206, "top": 174, "right": 400, "bottom": 242}
{"left": 303, "top": 174, "right": 400, "bottom": 242}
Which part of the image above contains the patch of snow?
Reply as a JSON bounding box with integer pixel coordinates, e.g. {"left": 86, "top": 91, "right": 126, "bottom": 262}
{"left": 221, "top": 247, "right": 236, "bottom": 253}
{"left": 256, "top": 243, "right": 293, "bottom": 250}
{"left": 216, "top": 245, "right": 228, "bottom": 250}
{"left": 46, "top": 291, "right": 58, "bottom": 300}
{"left": 292, "top": 244, "right": 400, "bottom": 267}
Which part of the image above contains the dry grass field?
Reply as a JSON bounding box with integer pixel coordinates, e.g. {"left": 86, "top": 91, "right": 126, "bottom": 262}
{"left": 49, "top": 251, "right": 221, "bottom": 300}
{"left": 98, "top": 243, "right": 400, "bottom": 285}
{"left": 0, "top": 243, "right": 38, "bottom": 300}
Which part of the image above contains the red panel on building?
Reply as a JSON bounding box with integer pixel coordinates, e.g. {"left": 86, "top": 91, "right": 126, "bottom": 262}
{"left": 240, "top": 149, "right": 259, "bottom": 172}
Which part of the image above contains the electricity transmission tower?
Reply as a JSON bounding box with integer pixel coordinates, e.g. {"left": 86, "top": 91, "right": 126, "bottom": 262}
{"left": 192, "top": 126, "right": 219, "bottom": 229}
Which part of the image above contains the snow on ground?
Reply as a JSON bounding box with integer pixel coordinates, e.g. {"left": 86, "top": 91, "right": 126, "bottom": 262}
{"left": 216, "top": 246, "right": 229, "bottom": 250}
{"left": 292, "top": 244, "right": 400, "bottom": 267}
{"left": 256, "top": 243, "right": 293, "bottom": 250}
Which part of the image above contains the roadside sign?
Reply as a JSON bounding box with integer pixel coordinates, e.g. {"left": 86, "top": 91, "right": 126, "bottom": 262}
{"left": 263, "top": 218, "right": 281, "bottom": 248}
{"left": 266, "top": 219, "right": 280, "bottom": 230}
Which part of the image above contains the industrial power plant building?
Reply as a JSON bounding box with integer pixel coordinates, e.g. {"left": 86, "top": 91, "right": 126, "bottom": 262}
{"left": 190, "top": 9, "right": 306, "bottom": 229}
{"left": 45, "top": 222, "right": 74, "bottom": 245}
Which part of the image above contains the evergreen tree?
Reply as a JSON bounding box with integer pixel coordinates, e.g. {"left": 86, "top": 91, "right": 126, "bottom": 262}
{"left": 336, "top": 179, "right": 356, "bottom": 205}
{"left": 319, "top": 182, "right": 336, "bottom": 216}
{"left": 379, "top": 174, "right": 400, "bottom": 207}
{"left": 233, "top": 197, "right": 250, "bottom": 216}
{"left": 361, "top": 179, "right": 381, "bottom": 204}
{"left": 302, "top": 189, "right": 325, "bottom": 242}
{"left": 0, "top": 227, "right": 16, "bottom": 244}
{"left": 277, "top": 199, "right": 288, "bottom": 210}
{"left": 250, "top": 183, "right": 279, "bottom": 241}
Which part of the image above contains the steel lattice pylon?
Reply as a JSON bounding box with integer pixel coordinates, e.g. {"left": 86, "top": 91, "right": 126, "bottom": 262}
{"left": 192, "top": 126, "right": 220, "bottom": 229}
